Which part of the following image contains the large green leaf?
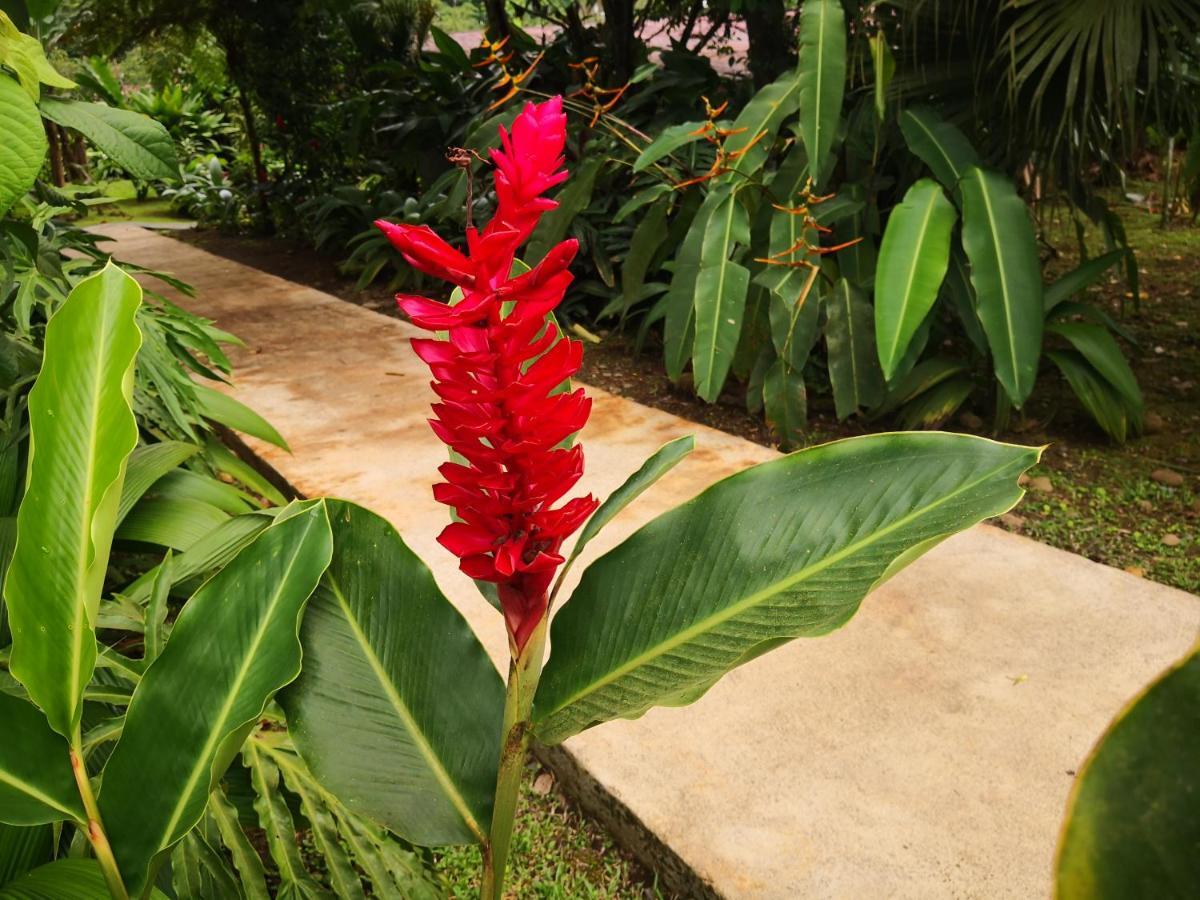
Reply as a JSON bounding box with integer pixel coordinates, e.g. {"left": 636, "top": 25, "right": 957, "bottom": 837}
{"left": 796, "top": 0, "right": 846, "bottom": 188}
{"left": 1056, "top": 645, "right": 1199, "bottom": 899}
{"left": 825, "top": 278, "right": 885, "bottom": 419}
{"left": 5, "top": 264, "right": 142, "bottom": 738}
{"left": 1045, "top": 322, "right": 1142, "bottom": 417}
{"left": 192, "top": 385, "right": 289, "bottom": 451}
{"left": 762, "top": 358, "right": 807, "bottom": 449}
{"left": 632, "top": 121, "right": 709, "bottom": 172}
{"left": 1043, "top": 250, "right": 1127, "bottom": 311}
{"left": 533, "top": 433, "right": 1038, "bottom": 744}
{"left": 0, "top": 823, "right": 53, "bottom": 887}
{"left": 874, "top": 179, "right": 957, "bottom": 379}
{"left": 613, "top": 199, "right": 669, "bottom": 320}
{"left": 117, "top": 442, "right": 201, "bottom": 524}
{"left": 663, "top": 187, "right": 727, "bottom": 381}
{"left": 116, "top": 497, "right": 230, "bottom": 551}
{"left": 98, "top": 501, "right": 333, "bottom": 896}
{"left": 959, "top": 167, "right": 1044, "bottom": 407}
{"left": 280, "top": 500, "right": 504, "bottom": 847}
{"left": 899, "top": 107, "right": 982, "bottom": 199}
{"left": 724, "top": 69, "right": 803, "bottom": 177}
{"left": 38, "top": 99, "right": 179, "bottom": 182}
{"left": 692, "top": 189, "right": 751, "bottom": 402}
{"left": 1046, "top": 350, "right": 1131, "bottom": 444}
{"left": 0, "top": 692, "right": 84, "bottom": 826}
{"left": 0, "top": 859, "right": 166, "bottom": 899}
{"left": 525, "top": 156, "right": 601, "bottom": 263}
{"left": 0, "top": 74, "right": 45, "bottom": 219}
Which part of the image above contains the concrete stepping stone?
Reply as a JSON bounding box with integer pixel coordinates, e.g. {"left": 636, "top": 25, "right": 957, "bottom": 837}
{"left": 96, "top": 224, "right": 1200, "bottom": 899}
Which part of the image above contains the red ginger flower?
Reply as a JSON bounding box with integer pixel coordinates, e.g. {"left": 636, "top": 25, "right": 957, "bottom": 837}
{"left": 376, "top": 96, "right": 598, "bottom": 654}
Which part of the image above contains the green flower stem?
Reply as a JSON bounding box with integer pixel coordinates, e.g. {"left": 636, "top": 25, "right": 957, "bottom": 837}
{"left": 70, "top": 739, "right": 129, "bottom": 900}
{"left": 481, "top": 616, "right": 548, "bottom": 900}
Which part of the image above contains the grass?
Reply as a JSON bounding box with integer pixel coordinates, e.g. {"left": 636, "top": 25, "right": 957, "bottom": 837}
{"left": 433, "top": 759, "right": 663, "bottom": 898}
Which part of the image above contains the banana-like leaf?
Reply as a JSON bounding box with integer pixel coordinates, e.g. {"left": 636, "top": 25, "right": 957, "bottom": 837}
{"left": 614, "top": 200, "right": 669, "bottom": 320}
{"left": 723, "top": 69, "right": 803, "bottom": 177}
{"left": 1056, "top": 645, "right": 1199, "bottom": 899}
{"left": 1045, "top": 322, "right": 1142, "bottom": 417}
{"left": 149, "top": 470, "right": 256, "bottom": 516}
{"left": 959, "top": 167, "right": 1044, "bottom": 407}
{"left": 797, "top": 0, "right": 846, "bottom": 188}
{"left": 1044, "top": 250, "right": 1127, "bottom": 311}
{"left": 5, "top": 264, "right": 142, "bottom": 738}
{"left": 898, "top": 376, "right": 974, "bottom": 430}
{"left": 564, "top": 436, "right": 695, "bottom": 575}
{"left": 762, "top": 359, "right": 807, "bottom": 449}
{"left": 663, "top": 187, "right": 728, "bottom": 381}
{"left": 692, "top": 189, "right": 751, "bottom": 402}
{"left": 0, "top": 859, "right": 165, "bottom": 899}
{"left": 193, "top": 384, "right": 289, "bottom": 451}
{"left": 39, "top": 99, "right": 179, "bottom": 182}
{"left": 116, "top": 497, "right": 231, "bottom": 551}
{"left": 533, "top": 433, "right": 1038, "bottom": 744}
{"left": 98, "top": 501, "right": 333, "bottom": 897}
{"left": 899, "top": 107, "right": 982, "bottom": 200}
{"left": 0, "top": 823, "right": 52, "bottom": 886}
{"left": 632, "top": 121, "right": 709, "bottom": 172}
{"left": 874, "top": 179, "right": 957, "bottom": 379}
{"left": 767, "top": 269, "right": 821, "bottom": 373}
{"left": 0, "top": 692, "right": 84, "bottom": 826}
{"left": 1046, "top": 350, "right": 1130, "bottom": 443}
{"left": 280, "top": 500, "right": 504, "bottom": 847}
{"left": 0, "top": 74, "right": 46, "bottom": 218}
{"left": 117, "top": 442, "right": 201, "bottom": 524}
{"left": 825, "top": 278, "right": 885, "bottom": 419}
{"left": 942, "top": 245, "right": 988, "bottom": 356}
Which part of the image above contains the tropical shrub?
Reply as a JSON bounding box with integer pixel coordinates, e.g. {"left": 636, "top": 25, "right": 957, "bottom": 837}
{"left": 621, "top": 0, "right": 1145, "bottom": 445}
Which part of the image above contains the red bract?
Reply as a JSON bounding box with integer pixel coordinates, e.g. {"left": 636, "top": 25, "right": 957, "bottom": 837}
{"left": 376, "top": 96, "right": 598, "bottom": 654}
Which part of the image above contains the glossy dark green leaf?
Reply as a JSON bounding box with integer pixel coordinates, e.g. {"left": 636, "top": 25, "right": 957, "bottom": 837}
{"left": 663, "top": 187, "right": 728, "bottom": 381}
{"left": 0, "top": 824, "right": 52, "bottom": 887}
{"left": 280, "top": 500, "right": 504, "bottom": 847}
{"left": 1046, "top": 322, "right": 1142, "bottom": 417}
{"left": 526, "top": 156, "right": 601, "bottom": 263}
{"left": 767, "top": 269, "right": 821, "bottom": 373}
{"left": 797, "top": 0, "right": 846, "bottom": 188}
{"left": 942, "top": 245, "right": 988, "bottom": 356}
{"left": 614, "top": 200, "right": 669, "bottom": 320}
{"left": 633, "top": 122, "right": 709, "bottom": 172}
{"left": 1044, "top": 250, "right": 1127, "bottom": 312}
{"left": 825, "top": 278, "right": 885, "bottom": 419}
{"left": 39, "top": 99, "right": 179, "bottom": 182}
{"left": 897, "top": 376, "right": 974, "bottom": 430}
{"left": 1046, "top": 350, "right": 1130, "bottom": 443}
{"left": 959, "top": 167, "right": 1044, "bottom": 407}
{"left": 1057, "top": 645, "right": 1200, "bottom": 899}
{"left": 874, "top": 179, "right": 957, "bottom": 378}
{"left": 99, "top": 501, "right": 333, "bottom": 896}
{"left": 724, "top": 69, "right": 802, "bottom": 177}
{"left": 5, "top": 264, "right": 142, "bottom": 738}
{"left": 0, "top": 692, "right": 83, "bottom": 826}
{"left": 762, "top": 359, "right": 807, "bottom": 449}
{"left": 0, "top": 859, "right": 167, "bottom": 899}
{"left": 693, "top": 189, "right": 751, "bottom": 402}
{"left": 533, "top": 433, "right": 1039, "bottom": 744}
{"left": 899, "top": 107, "right": 982, "bottom": 199}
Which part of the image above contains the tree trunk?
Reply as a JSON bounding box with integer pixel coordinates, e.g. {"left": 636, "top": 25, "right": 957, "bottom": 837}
{"left": 600, "top": 0, "right": 636, "bottom": 85}
{"left": 483, "top": 0, "right": 511, "bottom": 42}
{"left": 45, "top": 121, "right": 66, "bottom": 187}
{"left": 744, "top": 0, "right": 794, "bottom": 88}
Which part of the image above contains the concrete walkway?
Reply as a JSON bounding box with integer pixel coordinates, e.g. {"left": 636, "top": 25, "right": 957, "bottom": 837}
{"left": 98, "top": 224, "right": 1199, "bottom": 899}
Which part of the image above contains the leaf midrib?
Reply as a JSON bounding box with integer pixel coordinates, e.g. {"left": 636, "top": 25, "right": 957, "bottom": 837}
{"left": 541, "top": 454, "right": 1021, "bottom": 720}
{"left": 973, "top": 174, "right": 1022, "bottom": 395}
{"left": 156, "top": 518, "right": 315, "bottom": 846}
{"left": 906, "top": 111, "right": 962, "bottom": 186}
{"left": 326, "top": 575, "right": 486, "bottom": 843}
{"left": 696, "top": 195, "right": 742, "bottom": 394}
{"left": 885, "top": 189, "right": 943, "bottom": 367}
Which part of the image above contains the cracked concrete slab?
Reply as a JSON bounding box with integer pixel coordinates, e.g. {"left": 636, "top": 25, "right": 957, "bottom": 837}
{"left": 96, "top": 224, "right": 1199, "bottom": 899}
